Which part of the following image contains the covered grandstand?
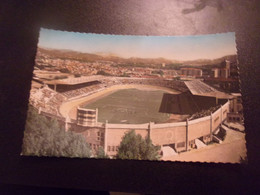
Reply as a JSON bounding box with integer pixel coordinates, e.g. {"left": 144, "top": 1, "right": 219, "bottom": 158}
{"left": 28, "top": 76, "right": 242, "bottom": 157}
{"left": 159, "top": 91, "right": 227, "bottom": 115}
{"left": 43, "top": 76, "right": 188, "bottom": 99}
{"left": 159, "top": 80, "right": 233, "bottom": 115}
{"left": 45, "top": 75, "right": 104, "bottom": 93}
{"left": 184, "top": 80, "right": 233, "bottom": 99}
{"left": 30, "top": 77, "right": 235, "bottom": 118}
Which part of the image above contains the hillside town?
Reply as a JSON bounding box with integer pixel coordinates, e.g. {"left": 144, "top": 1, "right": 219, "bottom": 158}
{"left": 35, "top": 48, "right": 239, "bottom": 94}
{"left": 21, "top": 45, "right": 247, "bottom": 163}
{"left": 35, "top": 49, "right": 178, "bottom": 79}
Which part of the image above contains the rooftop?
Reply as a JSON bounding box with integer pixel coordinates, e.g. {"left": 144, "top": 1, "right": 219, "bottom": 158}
{"left": 44, "top": 75, "right": 104, "bottom": 85}
{"left": 184, "top": 80, "right": 234, "bottom": 99}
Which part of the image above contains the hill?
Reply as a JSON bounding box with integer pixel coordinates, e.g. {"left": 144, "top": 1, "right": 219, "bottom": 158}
{"left": 37, "top": 47, "right": 237, "bottom": 67}
{"left": 182, "top": 55, "right": 237, "bottom": 66}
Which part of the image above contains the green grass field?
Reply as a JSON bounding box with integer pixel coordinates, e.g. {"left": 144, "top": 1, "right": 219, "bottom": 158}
{"left": 83, "top": 88, "right": 171, "bottom": 124}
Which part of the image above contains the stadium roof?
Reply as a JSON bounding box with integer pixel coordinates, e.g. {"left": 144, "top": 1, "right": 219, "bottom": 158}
{"left": 159, "top": 91, "right": 228, "bottom": 115}
{"left": 184, "top": 80, "right": 233, "bottom": 99}
{"left": 44, "top": 75, "right": 104, "bottom": 85}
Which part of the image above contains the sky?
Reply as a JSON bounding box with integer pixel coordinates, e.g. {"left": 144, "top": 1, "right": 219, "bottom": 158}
{"left": 38, "top": 28, "right": 236, "bottom": 61}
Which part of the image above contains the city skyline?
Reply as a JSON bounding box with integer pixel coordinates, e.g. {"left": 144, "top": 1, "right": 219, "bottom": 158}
{"left": 39, "top": 28, "right": 236, "bottom": 61}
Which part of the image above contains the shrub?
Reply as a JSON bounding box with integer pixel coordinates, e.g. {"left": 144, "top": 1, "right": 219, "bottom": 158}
{"left": 116, "top": 130, "right": 161, "bottom": 160}
{"left": 22, "top": 106, "right": 92, "bottom": 158}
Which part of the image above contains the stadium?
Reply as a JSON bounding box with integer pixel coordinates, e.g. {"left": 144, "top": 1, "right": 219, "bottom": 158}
{"left": 29, "top": 75, "right": 241, "bottom": 157}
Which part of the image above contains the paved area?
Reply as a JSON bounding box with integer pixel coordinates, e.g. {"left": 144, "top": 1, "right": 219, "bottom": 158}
{"left": 162, "top": 128, "right": 246, "bottom": 163}
{"left": 162, "top": 146, "right": 178, "bottom": 157}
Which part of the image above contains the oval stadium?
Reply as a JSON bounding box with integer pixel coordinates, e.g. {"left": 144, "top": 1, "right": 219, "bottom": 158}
{"left": 28, "top": 75, "right": 243, "bottom": 159}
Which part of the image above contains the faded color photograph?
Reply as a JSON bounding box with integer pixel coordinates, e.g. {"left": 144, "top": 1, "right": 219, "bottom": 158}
{"left": 22, "top": 28, "right": 246, "bottom": 163}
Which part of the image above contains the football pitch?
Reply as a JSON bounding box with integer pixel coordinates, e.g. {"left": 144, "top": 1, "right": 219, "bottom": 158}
{"left": 83, "top": 88, "right": 171, "bottom": 124}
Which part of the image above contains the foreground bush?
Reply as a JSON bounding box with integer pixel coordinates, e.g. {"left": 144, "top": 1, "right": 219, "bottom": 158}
{"left": 22, "top": 106, "right": 91, "bottom": 158}
{"left": 116, "top": 130, "right": 161, "bottom": 160}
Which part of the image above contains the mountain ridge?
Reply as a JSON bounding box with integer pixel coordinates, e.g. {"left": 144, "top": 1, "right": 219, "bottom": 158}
{"left": 38, "top": 47, "right": 237, "bottom": 66}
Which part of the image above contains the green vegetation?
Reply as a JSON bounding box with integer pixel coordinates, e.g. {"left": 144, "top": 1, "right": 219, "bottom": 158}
{"left": 84, "top": 88, "right": 170, "bottom": 124}
{"left": 96, "top": 147, "right": 109, "bottom": 159}
{"left": 116, "top": 130, "right": 161, "bottom": 160}
{"left": 22, "top": 106, "right": 92, "bottom": 157}
{"left": 96, "top": 70, "right": 112, "bottom": 76}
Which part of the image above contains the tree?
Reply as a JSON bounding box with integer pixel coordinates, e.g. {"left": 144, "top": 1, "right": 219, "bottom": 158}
{"left": 116, "top": 130, "right": 161, "bottom": 160}
{"left": 22, "top": 106, "right": 92, "bottom": 158}
{"left": 96, "top": 146, "right": 109, "bottom": 159}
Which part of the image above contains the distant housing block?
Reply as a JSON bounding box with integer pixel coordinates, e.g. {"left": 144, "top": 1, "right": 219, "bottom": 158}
{"left": 180, "top": 68, "right": 202, "bottom": 77}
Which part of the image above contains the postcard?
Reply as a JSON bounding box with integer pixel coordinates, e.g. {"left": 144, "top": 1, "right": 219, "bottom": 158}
{"left": 21, "top": 28, "right": 247, "bottom": 163}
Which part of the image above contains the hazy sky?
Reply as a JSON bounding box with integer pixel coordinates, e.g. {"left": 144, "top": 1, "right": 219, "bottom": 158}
{"left": 39, "top": 28, "right": 236, "bottom": 61}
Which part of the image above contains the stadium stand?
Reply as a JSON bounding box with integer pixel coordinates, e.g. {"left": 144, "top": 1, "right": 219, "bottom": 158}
{"left": 29, "top": 86, "right": 67, "bottom": 116}
{"left": 54, "top": 77, "right": 188, "bottom": 100}
{"left": 184, "top": 80, "right": 233, "bottom": 99}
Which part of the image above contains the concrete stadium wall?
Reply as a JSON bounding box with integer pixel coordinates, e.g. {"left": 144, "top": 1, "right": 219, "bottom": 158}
{"left": 212, "top": 109, "right": 221, "bottom": 132}
{"left": 105, "top": 123, "right": 149, "bottom": 155}
{"left": 188, "top": 116, "right": 211, "bottom": 141}
{"left": 36, "top": 99, "right": 230, "bottom": 156}
{"left": 104, "top": 101, "right": 230, "bottom": 155}
{"left": 222, "top": 101, "right": 230, "bottom": 120}
{"left": 151, "top": 122, "right": 187, "bottom": 146}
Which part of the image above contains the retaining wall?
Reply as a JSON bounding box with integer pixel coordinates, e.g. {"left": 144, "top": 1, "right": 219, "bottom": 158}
{"left": 36, "top": 100, "right": 230, "bottom": 155}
